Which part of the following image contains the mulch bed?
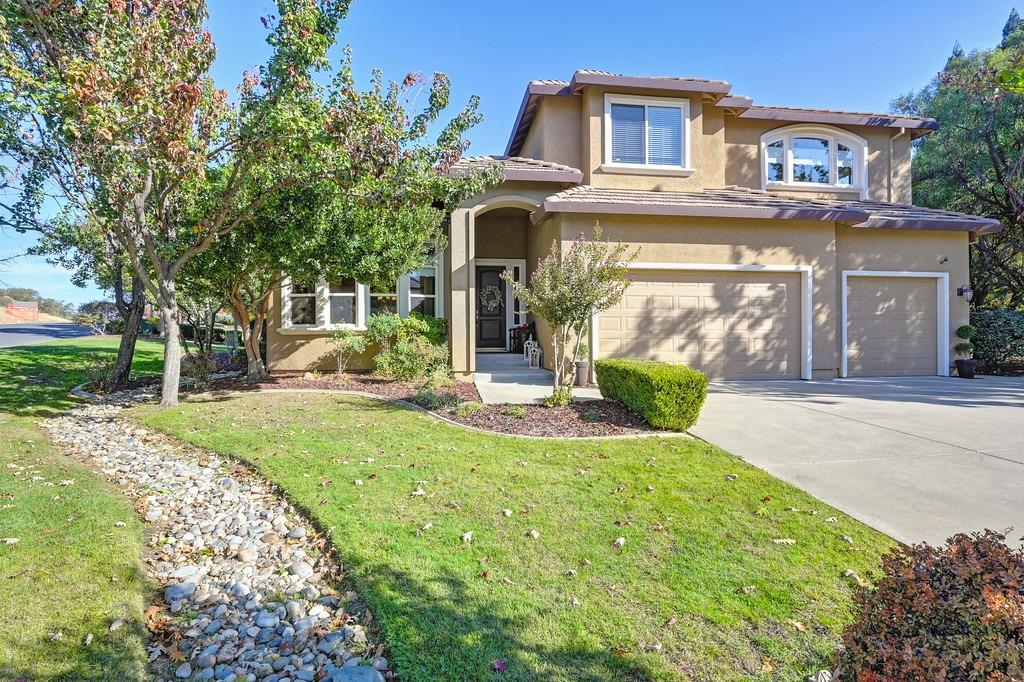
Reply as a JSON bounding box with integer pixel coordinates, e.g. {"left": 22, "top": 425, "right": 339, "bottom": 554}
{"left": 440, "top": 400, "right": 658, "bottom": 437}
{"left": 126, "top": 372, "right": 661, "bottom": 438}
{"left": 207, "top": 372, "right": 482, "bottom": 403}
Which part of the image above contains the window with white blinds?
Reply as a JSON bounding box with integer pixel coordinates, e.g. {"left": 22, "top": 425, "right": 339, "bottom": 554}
{"left": 605, "top": 95, "right": 689, "bottom": 169}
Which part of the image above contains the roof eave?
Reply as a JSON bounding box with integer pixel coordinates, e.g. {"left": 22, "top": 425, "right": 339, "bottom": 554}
{"left": 569, "top": 71, "right": 732, "bottom": 96}
{"left": 531, "top": 200, "right": 865, "bottom": 226}
{"left": 854, "top": 217, "right": 1003, "bottom": 234}
{"left": 738, "top": 107, "right": 939, "bottom": 131}
{"left": 503, "top": 168, "right": 584, "bottom": 183}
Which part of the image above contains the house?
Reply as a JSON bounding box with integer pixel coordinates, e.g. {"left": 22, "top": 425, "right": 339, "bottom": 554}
{"left": 266, "top": 69, "right": 1000, "bottom": 381}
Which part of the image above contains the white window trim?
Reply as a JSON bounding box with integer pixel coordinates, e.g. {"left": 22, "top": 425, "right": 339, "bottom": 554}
{"left": 760, "top": 124, "right": 868, "bottom": 199}
{"left": 474, "top": 258, "right": 526, "bottom": 351}
{"left": 602, "top": 93, "right": 693, "bottom": 174}
{"left": 590, "top": 262, "right": 814, "bottom": 382}
{"left": 279, "top": 260, "right": 444, "bottom": 334}
{"left": 840, "top": 270, "right": 950, "bottom": 378}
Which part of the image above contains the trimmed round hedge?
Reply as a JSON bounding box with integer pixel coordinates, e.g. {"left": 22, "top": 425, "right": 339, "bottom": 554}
{"left": 594, "top": 358, "right": 708, "bottom": 431}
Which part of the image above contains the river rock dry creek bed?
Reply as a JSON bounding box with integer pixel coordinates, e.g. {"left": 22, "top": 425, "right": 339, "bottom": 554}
{"left": 41, "top": 390, "right": 389, "bottom": 682}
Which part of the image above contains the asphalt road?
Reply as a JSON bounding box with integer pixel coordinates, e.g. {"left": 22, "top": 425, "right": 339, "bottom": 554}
{"left": 0, "top": 322, "right": 96, "bottom": 348}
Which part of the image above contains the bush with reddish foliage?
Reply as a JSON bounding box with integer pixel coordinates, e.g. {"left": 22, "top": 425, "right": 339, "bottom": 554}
{"left": 837, "top": 530, "right": 1024, "bottom": 681}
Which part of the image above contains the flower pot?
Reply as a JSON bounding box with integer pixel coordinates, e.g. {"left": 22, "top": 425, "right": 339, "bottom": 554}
{"left": 955, "top": 358, "right": 976, "bottom": 379}
{"left": 574, "top": 360, "right": 590, "bottom": 387}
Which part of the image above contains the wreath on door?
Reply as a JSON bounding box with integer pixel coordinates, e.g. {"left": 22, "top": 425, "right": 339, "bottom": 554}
{"left": 479, "top": 284, "right": 502, "bottom": 312}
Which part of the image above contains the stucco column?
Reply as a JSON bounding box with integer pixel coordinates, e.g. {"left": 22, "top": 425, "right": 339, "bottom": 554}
{"left": 448, "top": 207, "right": 475, "bottom": 378}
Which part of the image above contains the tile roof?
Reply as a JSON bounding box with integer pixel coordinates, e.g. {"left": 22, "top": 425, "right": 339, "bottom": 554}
{"left": 736, "top": 105, "right": 938, "bottom": 132}
{"left": 532, "top": 186, "right": 864, "bottom": 224}
{"left": 451, "top": 156, "right": 583, "bottom": 183}
{"left": 531, "top": 186, "right": 1002, "bottom": 235}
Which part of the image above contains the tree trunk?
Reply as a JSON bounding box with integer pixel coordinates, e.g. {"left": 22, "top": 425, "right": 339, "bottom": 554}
{"left": 226, "top": 285, "right": 269, "bottom": 381}
{"left": 111, "top": 275, "right": 146, "bottom": 387}
{"left": 159, "top": 303, "right": 182, "bottom": 407}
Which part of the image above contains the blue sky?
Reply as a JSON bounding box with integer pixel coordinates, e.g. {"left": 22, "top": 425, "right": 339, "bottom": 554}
{"left": 1, "top": 0, "right": 1016, "bottom": 304}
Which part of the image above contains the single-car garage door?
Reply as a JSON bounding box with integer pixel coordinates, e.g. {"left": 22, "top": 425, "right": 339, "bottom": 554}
{"left": 598, "top": 270, "right": 802, "bottom": 380}
{"left": 845, "top": 276, "right": 938, "bottom": 377}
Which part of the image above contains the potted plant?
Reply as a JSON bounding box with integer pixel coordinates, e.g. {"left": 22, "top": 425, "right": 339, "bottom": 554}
{"left": 954, "top": 324, "right": 977, "bottom": 379}
{"left": 574, "top": 340, "right": 590, "bottom": 387}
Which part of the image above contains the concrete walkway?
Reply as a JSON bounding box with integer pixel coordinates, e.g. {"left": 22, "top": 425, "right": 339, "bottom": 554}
{"left": 473, "top": 352, "right": 601, "bottom": 404}
{"left": 691, "top": 376, "right": 1024, "bottom": 546}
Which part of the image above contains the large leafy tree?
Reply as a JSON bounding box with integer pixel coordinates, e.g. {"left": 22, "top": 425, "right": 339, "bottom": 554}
{"left": 1, "top": 0, "right": 493, "bottom": 405}
{"left": 892, "top": 11, "right": 1024, "bottom": 309}
{"left": 189, "top": 61, "right": 500, "bottom": 380}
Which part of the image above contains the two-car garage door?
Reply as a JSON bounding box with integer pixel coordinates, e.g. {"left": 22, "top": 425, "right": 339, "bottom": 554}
{"left": 597, "top": 270, "right": 942, "bottom": 380}
{"left": 598, "top": 270, "right": 803, "bottom": 380}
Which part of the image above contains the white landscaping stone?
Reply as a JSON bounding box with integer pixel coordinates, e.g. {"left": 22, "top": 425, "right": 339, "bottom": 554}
{"left": 40, "top": 390, "right": 389, "bottom": 679}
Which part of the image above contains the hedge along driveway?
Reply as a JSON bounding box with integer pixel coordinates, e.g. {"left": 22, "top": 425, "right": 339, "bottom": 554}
{"left": 0, "top": 337, "right": 164, "bottom": 681}
{"left": 133, "top": 390, "right": 896, "bottom": 682}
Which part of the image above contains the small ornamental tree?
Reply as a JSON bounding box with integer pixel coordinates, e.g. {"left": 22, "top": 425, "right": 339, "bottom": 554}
{"left": 503, "top": 224, "right": 636, "bottom": 400}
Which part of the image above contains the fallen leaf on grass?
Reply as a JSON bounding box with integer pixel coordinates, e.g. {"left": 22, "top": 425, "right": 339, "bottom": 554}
{"left": 772, "top": 538, "right": 797, "bottom": 545}
{"left": 527, "top": 530, "right": 540, "bottom": 539}
{"left": 761, "top": 657, "right": 776, "bottom": 674}
{"left": 788, "top": 619, "right": 809, "bottom": 632}
{"left": 724, "top": 474, "right": 738, "bottom": 481}
{"left": 844, "top": 569, "right": 869, "bottom": 588}
{"left": 737, "top": 585, "right": 757, "bottom": 594}
{"left": 665, "top": 617, "right": 677, "bottom": 627}
{"left": 410, "top": 488, "right": 425, "bottom": 497}
{"left": 461, "top": 531, "right": 473, "bottom": 544}
{"left": 493, "top": 659, "right": 507, "bottom": 672}
{"left": 501, "top": 577, "right": 515, "bottom": 586}
{"left": 1, "top": 538, "right": 20, "bottom": 545}
{"left": 825, "top": 516, "right": 839, "bottom": 523}
{"left": 612, "top": 537, "right": 626, "bottom": 549}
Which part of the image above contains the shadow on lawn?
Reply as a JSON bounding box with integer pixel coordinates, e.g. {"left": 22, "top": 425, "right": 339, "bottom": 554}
{"left": 359, "top": 561, "right": 661, "bottom": 682}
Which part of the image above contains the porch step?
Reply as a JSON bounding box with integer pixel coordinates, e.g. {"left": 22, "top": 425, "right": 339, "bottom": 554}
{"left": 473, "top": 371, "right": 553, "bottom": 384}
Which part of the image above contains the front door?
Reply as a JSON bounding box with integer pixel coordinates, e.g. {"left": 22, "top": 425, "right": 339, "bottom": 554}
{"left": 476, "top": 266, "right": 506, "bottom": 349}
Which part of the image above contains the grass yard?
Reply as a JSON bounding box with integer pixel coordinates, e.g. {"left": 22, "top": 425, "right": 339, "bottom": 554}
{"left": 135, "top": 391, "right": 896, "bottom": 682}
{"left": 0, "top": 337, "right": 164, "bottom": 681}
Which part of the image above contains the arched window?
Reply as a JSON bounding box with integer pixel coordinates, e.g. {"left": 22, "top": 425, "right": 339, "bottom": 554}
{"left": 761, "top": 125, "right": 867, "bottom": 194}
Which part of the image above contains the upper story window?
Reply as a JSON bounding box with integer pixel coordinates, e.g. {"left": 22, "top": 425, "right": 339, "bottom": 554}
{"left": 761, "top": 125, "right": 867, "bottom": 194}
{"left": 604, "top": 94, "right": 691, "bottom": 173}
{"left": 281, "top": 259, "right": 443, "bottom": 332}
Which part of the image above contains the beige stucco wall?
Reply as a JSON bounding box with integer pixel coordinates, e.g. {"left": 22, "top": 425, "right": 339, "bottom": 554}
{"left": 265, "top": 286, "right": 377, "bottom": 373}
{"left": 518, "top": 87, "right": 914, "bottom": 202}
{"left": 475, "top": 209, "right": 528, "bottom": 259}
{"left": 522, "top": 97, "right": 583, "bottom": 170}
{"left": 723, "top": 117, "right": 912, "bottom": 202}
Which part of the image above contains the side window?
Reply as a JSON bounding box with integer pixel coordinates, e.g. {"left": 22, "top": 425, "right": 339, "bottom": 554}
{"left": 328, "top": 278, "right": 357, "bottom": 325}
{"left": 288, "top": 282, "right": 316, "bottom": 326}
{"left": 408, "top": 268, "right": 436, "bottom": 317}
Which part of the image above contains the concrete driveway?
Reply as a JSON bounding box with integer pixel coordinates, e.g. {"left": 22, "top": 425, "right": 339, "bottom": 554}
{"left": 0, "top": 322, "right": 95, "bottom": 348}
{"left": 691, "top": 376, "right": 1024, "bottom": 547}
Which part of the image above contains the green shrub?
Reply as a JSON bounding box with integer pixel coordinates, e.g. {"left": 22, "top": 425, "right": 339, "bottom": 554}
{"left": 972, "top": 309, "right": 1024, "bottom": 373}
{"left": 367, "top": 312, "right": 447, "bottom": 380}
{"left": 454, "top": 401, "right": 483, "bottom": 418}
{"left": 543, "top": 389, "right": 573, "bottom": 407}
{"left": 837, "top": 529, "right": 1024, "bottom": 680}
{"left": 181, "top": 350, "right": 217, "bottom": 386}
{"left": 374, "top": 336, "right": 447, "bottom": 381}
{"left": 413, "top": 387, "right": 461, "bottom": 410}
{"left": 409, "top": 312, "right": 448, "bottom": 346}
{"left": 106, "top": 317, "right": 126, "bottom": 334}
{"left": 82, "top": 353, "right": 114, "bottom": 392}
{"left": 594, "top": 358, "right": 708, "bottom": 431}
{"left": 502, "top": 405, "right": 527, "bottom": 419}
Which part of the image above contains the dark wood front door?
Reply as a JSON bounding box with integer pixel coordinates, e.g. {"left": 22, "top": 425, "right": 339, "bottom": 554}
{"left": 476, "top": 266, "right": 506, "bottom": 349}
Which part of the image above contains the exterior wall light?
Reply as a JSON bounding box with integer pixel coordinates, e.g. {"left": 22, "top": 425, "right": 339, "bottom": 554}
{"left": 957, "top": 284, "right": 974, "bottom": 302}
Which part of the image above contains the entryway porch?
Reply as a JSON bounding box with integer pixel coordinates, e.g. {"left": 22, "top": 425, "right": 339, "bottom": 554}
{"left": 473, "top": 352, "right": 601, "bottom": 404}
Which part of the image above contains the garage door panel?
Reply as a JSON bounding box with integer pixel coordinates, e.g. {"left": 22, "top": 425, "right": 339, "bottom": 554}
{"left": 599, "top": 270, "right": 802, "bottom": 380}
{"left": 846, "top": 276, "right": 938, "bottom": 377}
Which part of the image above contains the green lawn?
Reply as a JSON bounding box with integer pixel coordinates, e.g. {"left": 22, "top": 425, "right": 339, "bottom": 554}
{"left": 134, "top": 391, "right": 896, "bottom": 681}
{"left": 0, "top": 337, "right": 164, "bottom": 681}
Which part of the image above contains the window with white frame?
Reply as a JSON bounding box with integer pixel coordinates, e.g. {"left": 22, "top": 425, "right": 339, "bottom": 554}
{"left": 328, "top": 278, "right": 357, "bottom": 325}
{"left": 761, "top": 125, "right": 867, "bottom": 191}
{"left": 282, "top": 261, "right": 442, "bottom": 331}
{"left": 288, "top": 281, "right": 317, "bottom": 326}
{"left": 604, "top": 94, "right": 690, "bottom": 170}
{"left": 408, "top": 268, "right": 436, "bottom": 317}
